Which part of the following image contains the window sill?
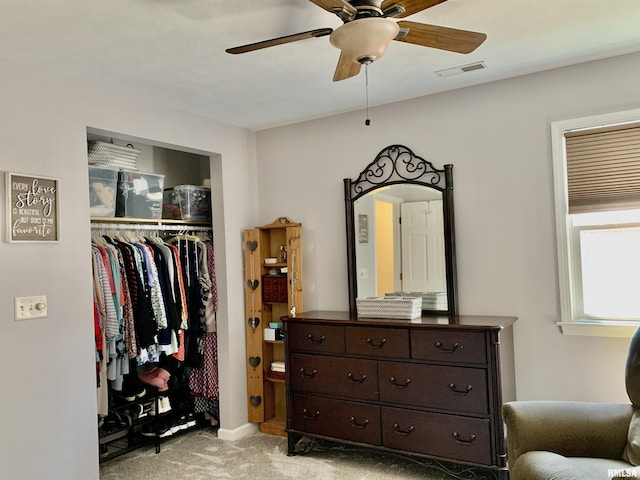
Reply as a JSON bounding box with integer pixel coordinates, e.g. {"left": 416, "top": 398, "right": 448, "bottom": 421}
{"left": 557, "top": 320, "right": 640, "bottom": 338}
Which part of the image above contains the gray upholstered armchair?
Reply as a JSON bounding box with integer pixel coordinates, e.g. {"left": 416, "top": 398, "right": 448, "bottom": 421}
{"left": 502, "top": 328, "right": 640, "bottom": 480}
{"left": 502, "top": 400, "right": 634, "bottom": 479}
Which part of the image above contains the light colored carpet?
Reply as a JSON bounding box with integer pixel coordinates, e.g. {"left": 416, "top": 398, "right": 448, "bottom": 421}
{"left": 99, "top": 428, "right": 501, "bottom": 480}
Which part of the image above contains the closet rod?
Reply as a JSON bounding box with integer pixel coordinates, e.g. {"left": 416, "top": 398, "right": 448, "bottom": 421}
{"left": 90, "top": 222, "right": 212, "bottom": 233}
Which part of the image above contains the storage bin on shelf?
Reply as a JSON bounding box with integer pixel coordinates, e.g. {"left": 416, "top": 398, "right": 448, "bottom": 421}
{"left": 163, "top": 185, "right": 211, "bottom": 221}
{"left": 262, "top": 275, "right": 288, "bottom": 303}
{"left": 356, "top": 296, "right": 422, "bottom": 319}
{"left": 88, "top": 166, "right": 119, "bottom": 217}
{"left": 88, "top": 140, "right": 140, "bottom": 170}
{"left": 116, "top": 170, "right": 165, "bottom": 219}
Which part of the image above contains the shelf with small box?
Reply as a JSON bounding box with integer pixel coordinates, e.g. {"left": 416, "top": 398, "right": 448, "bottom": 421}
{"left": 243, "top": 217, "right": 303, "bottom": 436}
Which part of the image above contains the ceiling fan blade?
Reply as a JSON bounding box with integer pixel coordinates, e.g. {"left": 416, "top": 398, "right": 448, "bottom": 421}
{"left": 308, "top": 0, "right": 357, "bottom": 16}
{"left": 382, "top": 0, "right": 448, "bottom": 18}
{"left": 395, "top": 21, "right": 486, "bottom": 54}
{"left": 226, "top": 28, "right": 333, "bottom": 54}
{"left": 333, "top": 52, "right": 362, "bottom": 82}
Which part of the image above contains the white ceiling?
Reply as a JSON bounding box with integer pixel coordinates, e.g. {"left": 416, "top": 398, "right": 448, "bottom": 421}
{"left": 2, "top": 0, "right": 640, "bottom": 131}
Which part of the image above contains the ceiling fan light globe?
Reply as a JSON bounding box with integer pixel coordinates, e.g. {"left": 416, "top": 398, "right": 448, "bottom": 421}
{"left": 330, "top": 18, "right": 399, "bottom": 64}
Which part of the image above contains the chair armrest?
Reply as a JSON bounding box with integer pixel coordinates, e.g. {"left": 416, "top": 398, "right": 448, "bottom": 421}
{"left": 502, "top": 401, "right": 633, "bottom": 465}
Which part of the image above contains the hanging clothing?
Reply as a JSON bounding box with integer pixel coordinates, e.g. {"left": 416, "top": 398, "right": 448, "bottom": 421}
{"left": 190, "top": 332, "right": 219, "bottom": 419}
{"left": 91, "top": 228, "right": 218, "bottom": 424}
{"left": 188, "top": 238, "right": 219, "bottom": 422}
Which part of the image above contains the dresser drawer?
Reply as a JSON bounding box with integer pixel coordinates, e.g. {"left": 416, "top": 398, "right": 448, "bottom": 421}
{"left": 411, "top": 330, "right": 487, "bottom": 364}
{"left": 292, "top": 394, "right": 381, "bottom": 446}
{"left": 287, "top": 323, "right": 345, "bottom": 354}
{"left": 378, "top": 362, "right": 488, "bottom": 414}
{"left": 289, "top": 353, "right": 379, "bottom": 400}
{"left": 381, "top": 407, "right": 491, "bottom": 465}
{"left": 345, "top": 326, "right": 410, "bottom": 358}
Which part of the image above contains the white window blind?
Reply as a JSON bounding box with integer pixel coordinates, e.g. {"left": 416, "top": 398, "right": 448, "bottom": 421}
{"left": 565, "top": 122, "right": 640, "bottom": 214}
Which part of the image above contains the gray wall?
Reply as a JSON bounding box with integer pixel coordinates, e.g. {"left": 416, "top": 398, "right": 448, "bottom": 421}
{"left": 1, "top": 50, "right": 639, "bottom": 480}
{"left": 0, "top": 60, "right": 259, "bottom": 480}
{"left": 255, "top": 51, "right": 640, "bottom": 404}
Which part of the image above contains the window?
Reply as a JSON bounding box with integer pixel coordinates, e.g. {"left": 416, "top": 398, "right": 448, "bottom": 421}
{"left": 551, "top": 109, "right": 640, "bottom": 337}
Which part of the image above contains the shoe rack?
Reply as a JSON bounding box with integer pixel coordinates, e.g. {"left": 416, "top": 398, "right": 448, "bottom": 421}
{"left": 243, "top": 217, "right": 303, "bottom": 436}
{"left": 98, "top": 372, "right": 200, "bottom": 462}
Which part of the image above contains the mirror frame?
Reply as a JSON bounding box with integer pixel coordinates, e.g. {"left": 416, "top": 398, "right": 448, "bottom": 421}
{"left": 344, "top": 144, "right": 458, "bottom": 316}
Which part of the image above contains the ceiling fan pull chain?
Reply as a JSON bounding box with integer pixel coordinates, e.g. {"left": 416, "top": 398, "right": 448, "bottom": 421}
{"left": 365, "top": 64, "right": 371, "bottom": 126}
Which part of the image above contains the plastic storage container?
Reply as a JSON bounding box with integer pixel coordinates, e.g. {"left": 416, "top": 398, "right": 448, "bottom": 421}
{"left": 163, "top": 185, "right": 211, "bottom": 221}
{"left": 88, "top": 166, "right": 119, "bottom": 217}
{"left": 116, "top": 170, "right": 165, "bottom": 219}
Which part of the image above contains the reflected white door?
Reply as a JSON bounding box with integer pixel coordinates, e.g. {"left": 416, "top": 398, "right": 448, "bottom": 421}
{"left": 400, "top": 200, "right": 446, "bottom": 292}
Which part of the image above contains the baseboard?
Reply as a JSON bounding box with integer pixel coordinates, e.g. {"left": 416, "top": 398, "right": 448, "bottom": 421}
{"left": 217, "top": 422, "right": 259, "bottom": 441}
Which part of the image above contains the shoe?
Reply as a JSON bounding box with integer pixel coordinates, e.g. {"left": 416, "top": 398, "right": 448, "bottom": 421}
{"left": 114, "top": 389, "right": 136, "bottom": 402}
{"left": 99, "top": 444, "right": 109, "bottom": 458}
{"left": 159, "top": 422, "right": 174, "bottom": 438}
{"left": 119, "top": 409, "right": 136, "bottom": 425}
{"left": 101, "top": 412, "right": 128, "bottom": 433}
{"left": 172, "top": 415, "right": 188, "bottom": 433}
{"left": 149, "top": 396, "right": 171, "bottom": 416}
{"left": 185, "top": 413, "right": 197, "bottom": 429}
{"left": 127, "top": 359, "right": 149, "bottom": 399}
{"left": 138, "top": 401, "right": 153, "bottom": 418}
{"left": 140, "top": 421, "right": 172, "bottom": 438}
{"left": 141, "top": 423, "right": 158, "bottom": 437}
{"left": 114, "top": 374, "right": 146, "bottom": 402}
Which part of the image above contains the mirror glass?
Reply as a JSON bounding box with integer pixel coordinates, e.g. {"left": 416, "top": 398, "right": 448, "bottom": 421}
{"left": 344, "top": 144, "right": 457, "bottom": 316}
{"left": 353, "top": 184, "right": 447, "bottom": 310}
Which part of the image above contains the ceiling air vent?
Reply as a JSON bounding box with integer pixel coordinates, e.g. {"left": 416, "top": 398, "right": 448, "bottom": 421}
{"left": 435, "top": 61, "right": 487, "bottom": 78}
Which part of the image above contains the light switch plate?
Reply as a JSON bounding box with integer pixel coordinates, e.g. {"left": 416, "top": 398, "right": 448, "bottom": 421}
{"left": 15, "top": 295, "right": 48, "bottom": 320}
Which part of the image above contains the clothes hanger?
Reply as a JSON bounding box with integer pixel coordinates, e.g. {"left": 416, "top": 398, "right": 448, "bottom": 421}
{"left": 165, "top": 230, "right": 201, "bottom": 244}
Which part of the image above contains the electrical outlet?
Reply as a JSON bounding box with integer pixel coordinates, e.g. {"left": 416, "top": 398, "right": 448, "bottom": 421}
{"left": 15, "top": 295, "right": 48, "bottom": 320}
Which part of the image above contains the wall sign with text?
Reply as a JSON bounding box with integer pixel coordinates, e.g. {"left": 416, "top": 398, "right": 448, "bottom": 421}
{"left": 5, "top": 172, "right": 60, "bottom": 242}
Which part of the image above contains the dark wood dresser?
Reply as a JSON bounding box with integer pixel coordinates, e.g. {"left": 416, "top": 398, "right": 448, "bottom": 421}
{"left": 283, "top": 311, "right": 516, "bottom": 479}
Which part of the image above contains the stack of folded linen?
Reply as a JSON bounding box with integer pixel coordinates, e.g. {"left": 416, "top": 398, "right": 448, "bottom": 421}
{"left": 269, "top": 361, "right": 285, "bottom": 380}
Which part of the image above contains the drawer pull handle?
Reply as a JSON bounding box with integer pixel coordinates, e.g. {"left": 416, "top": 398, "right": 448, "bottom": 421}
{"left": 349, "top": 416, "right": 370, "bottom": 428}
{"left": 435, "top": 341, "right": 461, "bottom": 353}
{"left": 388, "top": 376, "right": 411, "bottom": 388}
{"left": 366, "top": 338, "right": 387, "bottom": 348}
{"left": 448, "top": 383, "right": 473, "bottom": 395}
{"left": 302, "top": 409, "right": 320, "bottom": 420}
{"left": 452, "top": 432, "right": 477, "bottom": 445}
{"left": 299, "top": 368, "right": 318, "bottom": 378}
{"left": 393, "top": 423, "right": 415, "bottom": 436}
{"left": 346, "top": 372, "right": 367, "bottom": 383}
{"left": 306, "top": 334, "right": 326, "bottom": 344}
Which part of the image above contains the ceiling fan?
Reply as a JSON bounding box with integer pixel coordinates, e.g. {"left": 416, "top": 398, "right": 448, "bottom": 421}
{"left": 226, "top": 0, "right": 487, "bottom": 82}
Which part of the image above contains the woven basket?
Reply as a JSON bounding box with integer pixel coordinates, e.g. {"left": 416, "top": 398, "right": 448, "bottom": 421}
{"left": 386, "top": 291, "right": 447, "bottom": 310}
{"left": 88, "top": 140, "right": 140, "bottom": 170}
{"left": 356, "top": 296, "right": 422, "bottom": 320}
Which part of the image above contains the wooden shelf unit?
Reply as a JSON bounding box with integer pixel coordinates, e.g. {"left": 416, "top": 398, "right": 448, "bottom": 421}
{"left": 243, "top": 217, "right": 303, "bottom": 436}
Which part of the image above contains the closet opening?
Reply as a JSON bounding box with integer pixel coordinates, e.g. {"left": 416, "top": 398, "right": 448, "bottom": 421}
{"left": 87, "top": 127, "right": 224, "bottom": 462}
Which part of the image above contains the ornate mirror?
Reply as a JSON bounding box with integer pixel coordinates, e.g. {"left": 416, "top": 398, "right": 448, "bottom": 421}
{"left": 344, "top": 144, "right": 458, "bottom": 316}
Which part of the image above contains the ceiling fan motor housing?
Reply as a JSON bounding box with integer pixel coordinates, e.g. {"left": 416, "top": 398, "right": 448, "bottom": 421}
{"left": 349, "top": 0, "right": 384, "bottom": 18}
{"left": 330, "top": 17, "right": 399, "bottom": 64}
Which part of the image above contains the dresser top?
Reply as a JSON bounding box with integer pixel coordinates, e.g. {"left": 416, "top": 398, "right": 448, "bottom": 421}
{"left": 284, "top": 310, "right": 517, "bottom": 330}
